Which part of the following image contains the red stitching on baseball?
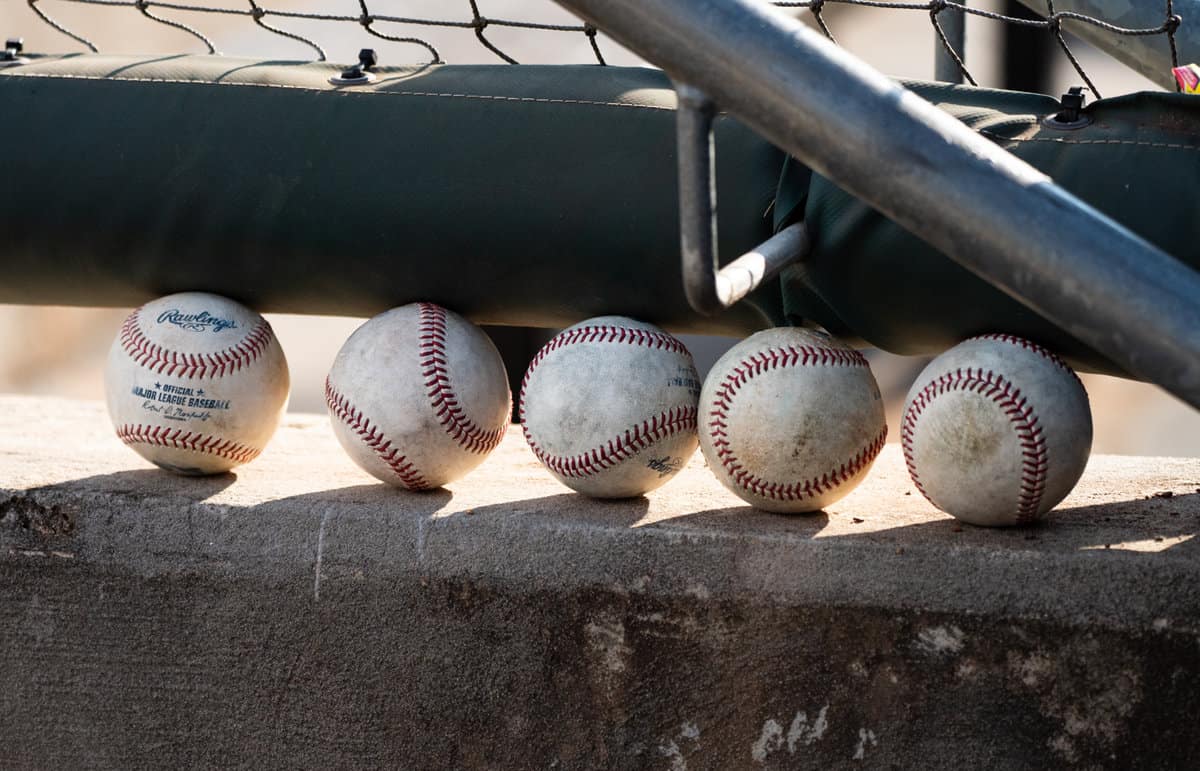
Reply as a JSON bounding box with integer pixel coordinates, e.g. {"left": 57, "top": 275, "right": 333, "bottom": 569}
{"left": 968, "top": 334, "right": 1082, "bottom": 386}
{"left": 707, "top": 344, "right": 883, "bottom": 502}
{"left": 120, "top": 307, "right": 274, "bottom": 379}
{"left": 518, "top": 324, "right": 692, "bottom": 420}
{"left": 417, "top": 303, "right": 507, "bottom": 455}
{"left": 325, "top": 378, "right": 430, "bottom": 491}
{"left": 901, "top": 367, "right": 1048, "bottom": 523}
{"left": 115, "top": 424, "right": 260, "bottom": 464}
{"left": 522, "top": 406, "right": 698, "bottom": 478}
{"left": 518, "top": 323, "right": 696, "bottom": 478}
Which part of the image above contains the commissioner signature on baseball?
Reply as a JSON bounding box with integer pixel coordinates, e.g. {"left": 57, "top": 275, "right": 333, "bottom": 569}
{"left": 140, "top": 401, "right": 215, "bottom": 423}
{"left": 646, "top": 455, "right": 684, "bottom": 477}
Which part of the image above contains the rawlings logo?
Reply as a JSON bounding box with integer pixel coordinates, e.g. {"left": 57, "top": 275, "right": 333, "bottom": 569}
{"left": 156, "top": 310, "right": 239, "bottom": 333}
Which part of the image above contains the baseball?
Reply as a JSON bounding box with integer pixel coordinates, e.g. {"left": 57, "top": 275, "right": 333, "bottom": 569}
{"left": 901, "top": 333, "right": 1092, "bottom": 527}
{"left": 325, "top": 303, "right": 510, "bottom": 490}
{"left": 519, "top": 316, "right": 700, "bottom": 498}
{"left": 699, "top": 327, "right": 887, "bottom": 513}
{"left": 104, "top": 292, "right": 289, "bottom": 475}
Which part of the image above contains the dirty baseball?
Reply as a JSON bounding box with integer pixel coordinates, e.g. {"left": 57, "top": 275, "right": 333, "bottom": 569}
{"left": 104, "top": 291, "right": 290, "bottom": 475}
{"left": 901, "top": 334, "right": 1092, "bottom": 527}
{"left": 326, "top": 302, "right": 511, "bottom": 490}
{"left": 700, "top": 327, "right": 887, "bottom": 513}
{"left": 520, "top": 316, "right": 700, "bottom": 498}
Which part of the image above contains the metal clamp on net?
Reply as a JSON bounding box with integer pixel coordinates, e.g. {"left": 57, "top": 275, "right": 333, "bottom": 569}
{"left": 675, "top": 83, "right": 810, "bottom": 316}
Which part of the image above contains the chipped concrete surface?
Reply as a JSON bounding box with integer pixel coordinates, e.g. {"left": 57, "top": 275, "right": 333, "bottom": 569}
{"left": 3, "top": 395, "right": 1200, "bottom": 768}
{"left": 916, "top": 625, "right": 965, "bottom": 655}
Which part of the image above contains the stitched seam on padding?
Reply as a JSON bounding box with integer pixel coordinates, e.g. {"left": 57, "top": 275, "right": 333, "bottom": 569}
{"left": 1, "top": 71, "right": 675, "bottom": 111}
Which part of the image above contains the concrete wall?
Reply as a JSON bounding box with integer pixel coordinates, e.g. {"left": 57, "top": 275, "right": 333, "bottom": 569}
{"left": 3, "top": 397, "right": 1200, "bottom": 768}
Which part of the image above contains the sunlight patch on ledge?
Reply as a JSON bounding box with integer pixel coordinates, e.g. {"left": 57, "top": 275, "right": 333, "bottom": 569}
{"left": 1082, "top": 534, "right": 1194, "bottom": 553}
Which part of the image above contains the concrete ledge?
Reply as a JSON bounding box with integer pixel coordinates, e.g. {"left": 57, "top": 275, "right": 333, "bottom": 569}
{"left": 3, "top": 395, "right": 1200, "bottom": 768}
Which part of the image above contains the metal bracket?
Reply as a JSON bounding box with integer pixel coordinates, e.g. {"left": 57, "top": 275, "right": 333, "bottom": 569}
{"left": 330, "top": 48, "right": 378, "bottom": 86}
{"left": 0, "top": 38, "right": 28, "bottom": 68}
{"left": 675, "top": 83, "right": 810, "bottom": 316}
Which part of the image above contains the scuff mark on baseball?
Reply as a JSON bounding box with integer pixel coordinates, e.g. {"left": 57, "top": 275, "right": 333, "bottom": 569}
{"left": 901, "top": 333, "right": 1092, "bottom": 527}
{"left": 699, "top": 327, "right": 886, "bottom": 513}
{"left": 325, "top": 303, "right": 511, "bottom": 490}
{"left": 519, "top": 316, "right": 700, "bottom": 498}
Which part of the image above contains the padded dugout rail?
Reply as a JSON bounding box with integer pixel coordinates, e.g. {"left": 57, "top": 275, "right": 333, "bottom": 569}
{"left": 778, "top": 83, "right": 1200, "bottom": 375}
{"left": 2, "top": 55, "right": 1198, "bottom": 375}
{"left": 0, "top": 55, "right": 787, "bottom": 335}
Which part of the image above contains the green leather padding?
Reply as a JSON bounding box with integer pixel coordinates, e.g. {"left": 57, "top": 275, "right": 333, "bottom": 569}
{"left": 779, "top": 81, "right": 1200, "bottom": 374}
{"left": 0, "top": 55, "right": 786, "bottom": 335}
{"left": 5, "top": 56, "right": 1197, "bottom": 374}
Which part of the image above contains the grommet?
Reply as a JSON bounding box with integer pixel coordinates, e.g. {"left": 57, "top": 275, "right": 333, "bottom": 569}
{"left": 330, "top": 48, "right": 378, "bottom": 86}
{"left": 0, "top": 38, "right": 28, "bottom": 68}
{"left": 1042, "top": 86, "right": 1092, "bottom": 130}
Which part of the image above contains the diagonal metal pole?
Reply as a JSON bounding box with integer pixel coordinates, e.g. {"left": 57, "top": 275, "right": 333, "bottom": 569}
{"left": 554, "top": 0, "right": 1200, "bottom": 409}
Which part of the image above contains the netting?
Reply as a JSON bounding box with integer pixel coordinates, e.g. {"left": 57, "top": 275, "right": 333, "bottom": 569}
{"left": 20, "top": 0, "right": 1187, "bottom": 95}
{"left": 780, "top": 0, "right": 1182, "bottom": 95}
{"left": 25, "top": 0, "right": 615, "bottom": 65}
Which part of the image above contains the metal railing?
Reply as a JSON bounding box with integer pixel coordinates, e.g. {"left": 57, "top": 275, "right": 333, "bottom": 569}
{"left": 553, "top": 0, "right": 1200, "bottom": 409}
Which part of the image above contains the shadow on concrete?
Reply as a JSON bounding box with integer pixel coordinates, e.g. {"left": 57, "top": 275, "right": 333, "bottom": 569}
{"left": 496, "top": 487, "right": 1200, "bottom": 559}
{"left": 854, "top": 509, "right": 1200, "bottom": 558}
{"left": 281, "top": 482, "right": 455, "bottom": 515}
{"left": 453, "top": 492, "right": 652, "bottom": 531}
{"left": 321, "top": 478, "right": 1200, "bottom": 559}
{"left": 647, "top": 504, "right": 832, "bottom": 540}
{"left": 663, "top": 490, "right": 1200, "bottom": 558}
{"left": 23, "top": 467, "right": 240, "bottom": 503}
{"left": 13, "top": 463, "right": 1199, "bottom": 561}
{"left": 1049, "top": 490, "right": 1200, "bottom": 554}
{"left": 19, "top": 470, "right": 454, "bottom": 521}
{"left": 455, "top": 490, "right": 832, "bottom": 541}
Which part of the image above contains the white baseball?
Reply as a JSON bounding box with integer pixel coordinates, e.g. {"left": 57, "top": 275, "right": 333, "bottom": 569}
{"left": 519, "top": 316, "right": 700, "bottom": 498}
{"left": 901, "top": 334, "right": 1092, "bottom": 527}
{"left": 104, "top": 292, "right": 289, "bottom": 475}
{"left": 699, "top": 327, "right": 887, "bottom": 513}
{"left": 325, "top": 303, "right": 511, "bottom": 490}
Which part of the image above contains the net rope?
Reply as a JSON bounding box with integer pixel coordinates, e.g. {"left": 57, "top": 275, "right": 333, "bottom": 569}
{"left": 778, "top": 0, "right": 1182, "bottom": 95}
{"left": 23, "top": 0, "right": 1185, "bottom": 95}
